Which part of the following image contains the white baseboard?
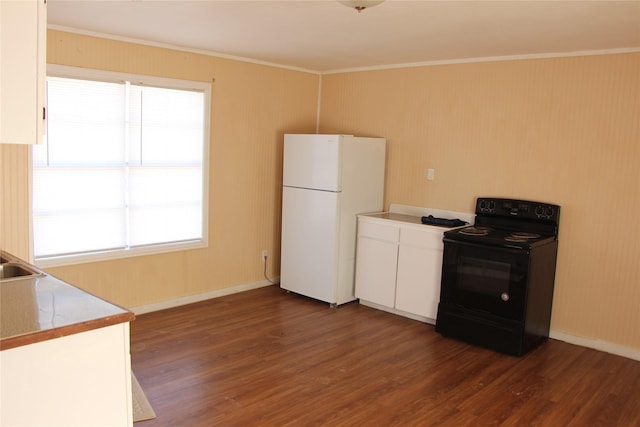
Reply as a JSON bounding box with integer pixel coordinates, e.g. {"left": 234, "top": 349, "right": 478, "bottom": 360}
{"left": 549, "top": 330, "right": 640, "bottom": 362}
{"left": 130, "top": 279, "right": 278, "bottom": 315}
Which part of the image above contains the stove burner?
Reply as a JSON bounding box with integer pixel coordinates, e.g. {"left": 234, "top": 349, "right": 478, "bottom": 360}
{"left": 510, "top": 232, "right": 541, "bottom": 239}
{"left": 459, "top": 226, "right": 493, "bottom": 236}
{"left": 504, "top": 231, "right": 541, "bottom": 243}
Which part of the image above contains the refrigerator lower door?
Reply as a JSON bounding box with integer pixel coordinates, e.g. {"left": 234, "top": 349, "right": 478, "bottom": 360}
{"left": 280, "top": 186, "right": 340, "bottom": 304}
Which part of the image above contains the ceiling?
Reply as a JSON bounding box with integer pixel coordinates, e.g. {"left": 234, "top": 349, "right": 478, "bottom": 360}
{"left": 47, "top": 0, "right": 640, "bottom": 73}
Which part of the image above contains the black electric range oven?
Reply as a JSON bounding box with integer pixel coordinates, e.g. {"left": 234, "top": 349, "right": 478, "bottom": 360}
{"left": 435, "top": 197, "right": 560, "bottom": 356}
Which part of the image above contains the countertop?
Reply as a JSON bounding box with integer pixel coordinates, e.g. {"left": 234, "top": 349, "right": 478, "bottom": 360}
{"left": 0, "top": 253, "right": 134, "bottom": 351}
{"left": 360, "top": 212, "right": 432, "bottom": 226}
{"left": 359, "top": 211, "right": 471, "bottom": 230}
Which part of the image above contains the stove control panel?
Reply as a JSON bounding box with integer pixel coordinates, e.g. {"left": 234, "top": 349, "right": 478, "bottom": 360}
{"left": 476, "top": 198, "right": 560, "bottom": 223}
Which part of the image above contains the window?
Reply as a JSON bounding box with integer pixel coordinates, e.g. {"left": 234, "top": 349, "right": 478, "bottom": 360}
{"left": 32, "top": 66, "right": 210, "bottom": 266}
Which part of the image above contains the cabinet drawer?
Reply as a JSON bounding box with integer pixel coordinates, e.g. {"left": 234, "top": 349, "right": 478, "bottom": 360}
{"left": 399, "top": 227, "right": 443, "bottom": 249}
{"left": 358, "top": 220, "right": 399, "bottom": 242}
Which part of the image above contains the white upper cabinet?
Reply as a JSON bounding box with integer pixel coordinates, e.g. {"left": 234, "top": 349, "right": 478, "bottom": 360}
{"left": 0, "top": 0, "right": 47, "bottom": 145}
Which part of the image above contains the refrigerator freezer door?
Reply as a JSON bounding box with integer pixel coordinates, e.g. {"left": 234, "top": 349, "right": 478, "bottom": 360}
{"left": 283, "top": 134, "right": 342, "bottom": 192}
{"left": 280, "top": 186, "right": 340, "bottom": 303}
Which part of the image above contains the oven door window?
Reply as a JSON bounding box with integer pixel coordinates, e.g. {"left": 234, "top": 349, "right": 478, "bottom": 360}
{"left": 441, "top": 241, "right": 528, "bottom": 321}
{"left": 458, "top": 257, "right": 511, "bottom": 295}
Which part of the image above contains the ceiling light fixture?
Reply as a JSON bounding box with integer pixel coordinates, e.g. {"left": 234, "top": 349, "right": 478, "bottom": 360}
{"left": 338, "top": 0, "right": 385, "bottom": 13}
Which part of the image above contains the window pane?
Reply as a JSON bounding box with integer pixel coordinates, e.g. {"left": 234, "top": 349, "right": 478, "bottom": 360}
{"left": 137, "top": 86, "right": 204, "bottom": 165}
{"left": 33, "top": 210, "right": 126, "bottom": 257}
{"left": 46, "top": 77, "right": 126, "bottom": 165}
{"left": 130, "top": 205, "right": 202, "bottom": 247}
{"left": 32, "top": 168, "right": 125, "bottom": 212}
{"left": 128, "top": 166, "right": 202, "bottom": 246}
{"left": 32, "top": 167, "right": 126, "bottom": 257}
{"left": 129, "top": 167, "right": 202, "bottom": 206}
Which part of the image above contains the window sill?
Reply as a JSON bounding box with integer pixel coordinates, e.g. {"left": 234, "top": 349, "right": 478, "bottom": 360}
{"left": 35, "top": 240, "right": 207, "bottom": 269}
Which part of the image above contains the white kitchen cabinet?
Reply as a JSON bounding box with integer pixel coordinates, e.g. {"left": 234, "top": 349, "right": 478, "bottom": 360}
{"left": 395, "top": 227, "right": 445, "bottom": 319}
{"left": 1, "top": 323, "right": 133, "bottom": 427}
{"left": 354, "top": 220, "right": 399, "bottom": 307}
{"left": 354, "top": 212, "right": 452, "bottom": 323}
{"left": 1, "top": 250, "right": 135, "bottom": 426}
{"left": 0, "top": 0, "right": 47, "bottom": 145}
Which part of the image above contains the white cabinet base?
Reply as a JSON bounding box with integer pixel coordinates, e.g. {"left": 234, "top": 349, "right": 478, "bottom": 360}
{"left": 0, "top": 323, "right": 133, "bottom": 427}
{"left": 354, "top": 222, "right": 398, "bottom": 307}
{"left": 359, "top": 298, "right": 436, "bottom": 325}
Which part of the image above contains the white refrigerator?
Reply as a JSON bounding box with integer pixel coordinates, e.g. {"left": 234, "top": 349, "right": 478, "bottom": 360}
{"left": 280, "top": 134, "right": 386, "bottom": 305}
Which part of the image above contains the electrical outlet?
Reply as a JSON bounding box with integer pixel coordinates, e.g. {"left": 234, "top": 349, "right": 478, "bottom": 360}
{"left": 262, "top": 250, "right": 268, "bottom": 262}
{"left": 427, "top": 168, "right": 435, "bottom": 181}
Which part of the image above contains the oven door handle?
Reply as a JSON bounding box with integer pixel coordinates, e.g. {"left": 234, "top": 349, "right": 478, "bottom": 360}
{"left": 443, "top": 238, "right": 530, "bottom": 255}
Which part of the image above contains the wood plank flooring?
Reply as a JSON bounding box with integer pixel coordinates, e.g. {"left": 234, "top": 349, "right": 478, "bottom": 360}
{"left": 130, "top": 285, "right": 640, "bottom": 426}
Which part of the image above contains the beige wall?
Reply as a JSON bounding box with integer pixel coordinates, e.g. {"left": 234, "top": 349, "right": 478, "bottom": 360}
{"left": 1, "top": 30, "right": 639, "bottom": 353}
{"left": 320, "top": 53, "right": 640, "bottom": 351}
{"left": 0, "top": 144, "right": 31, "bottom": 260}
{"left": 1, "top": 30, "right": 319, "bottom": 307}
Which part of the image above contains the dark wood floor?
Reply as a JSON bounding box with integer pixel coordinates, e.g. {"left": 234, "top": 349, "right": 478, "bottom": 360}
{"left": 130, "top": 285, "right": 640, "bottom": 426}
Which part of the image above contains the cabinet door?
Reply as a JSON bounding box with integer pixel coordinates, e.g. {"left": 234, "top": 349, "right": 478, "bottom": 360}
{"left": 395, "top": 228, "right": 444, "bottom": 319}
{"left": 355, "top": 236, "right": 398, "bottom": 308}
{"left": 0, "top": 323, "right": 132, "bottom": 426}
{"left": 0, "top": 0, "right": 46, "bottom": 145}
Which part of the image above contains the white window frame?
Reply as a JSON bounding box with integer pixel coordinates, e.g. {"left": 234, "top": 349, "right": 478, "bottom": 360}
{"left": 32, "top": 64, "right": 210, "bottom": 268}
